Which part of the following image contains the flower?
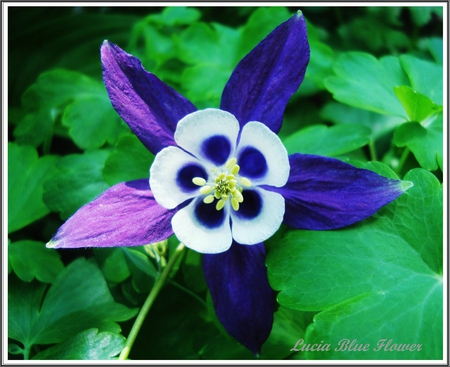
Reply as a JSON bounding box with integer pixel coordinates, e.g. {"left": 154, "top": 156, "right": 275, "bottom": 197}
{"left": 149, "top": 108, "right": 290, "bottom": 254}
{"left": 47, "top": 11, "right": 411, "bottom": 356}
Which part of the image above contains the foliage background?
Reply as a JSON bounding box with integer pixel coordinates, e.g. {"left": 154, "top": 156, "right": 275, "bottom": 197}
{"left": 7, "top": 5, "right": 444, "bottom": 361}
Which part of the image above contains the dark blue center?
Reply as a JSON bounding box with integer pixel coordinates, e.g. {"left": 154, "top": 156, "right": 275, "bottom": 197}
{"left": 234, "top": 190, "right": 262, "bottom": 220}
{"left": 238, "top": 146, "right": 268, "bottom": 178}
{"left": 177, "top": 164, "right": 207, "bottom": 192}
{"left": 201, "top": 135, "right": 231, "bottom": 165}
{"left": 195, "top": 199, "right": 226, "bottom": 228}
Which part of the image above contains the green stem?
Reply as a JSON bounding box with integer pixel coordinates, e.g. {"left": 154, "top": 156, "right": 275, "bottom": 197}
{"left": 397, "top": 147, "right": 410, "bottom": 175}
{"left": 118, "top": 243, "right": 185, "bottom": 360}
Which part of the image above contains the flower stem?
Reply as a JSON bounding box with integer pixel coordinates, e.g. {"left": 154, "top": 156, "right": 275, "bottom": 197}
{"left": 118, "top": 243, "right": 185, "bottom": 360}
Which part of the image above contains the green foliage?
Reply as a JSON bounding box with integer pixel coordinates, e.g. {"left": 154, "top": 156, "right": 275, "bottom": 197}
{"left": 32, "top": 329, "right": 126, "bottom": 360}
{"left": 43, "top": 150, "right": 110, "bottom": 219}
{"left": 7, "top": 5, "right": 443, "bottom": 361}
{"left": 8, "top": 240, "right": 65, "bottom": 283}
{"left": 267, "top": 168, "right": 442, "bottom": 359}
{"left": 8, "top": 143, "right": 58, "bottom": 233}
{"left": 8, "top": 258, "right": 137, "bottom": 359}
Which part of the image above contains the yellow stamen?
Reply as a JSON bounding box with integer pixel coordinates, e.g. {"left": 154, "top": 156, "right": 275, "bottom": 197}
{"left": 216, "top": 199, "right": 225, "bottom": 211}
{"left": 240, "top": 177, "right": 252, "bottom": 187}
{"left": 226, "top": 158, "right": 237, "bottom": 169}
{"left": 200, "top": 185, "right": 213, "bottom": 195}
{"left": 231, "top": 164, "right": 240, "bottom": 175}
{"left": 231, "top": 198, "right": 239, "bottom": 211}
{"left": 203, "top": 195, "right": 215, "bottom": 204}
{"left": 192, "top": 177, "right": 206, "bottom": 186}
{"left": 233, "top": 190, "right": 243, "bottom": 203}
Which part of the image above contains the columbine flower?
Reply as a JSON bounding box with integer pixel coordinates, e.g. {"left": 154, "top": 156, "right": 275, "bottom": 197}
{"left": 47, "top": 11, "right": 410, "bottom": 356}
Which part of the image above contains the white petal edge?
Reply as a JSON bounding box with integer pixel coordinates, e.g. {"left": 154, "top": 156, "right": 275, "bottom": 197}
{"left": 174, "top": 108, "right": 240, "bottom": 165}
{"left": 150, "top": 146, "right": 205, "bottom": 209}
{"left": 171, "top": 199, "right": 233, "bottom": 254}
{"left": 236, "top": 121, "right": 290, "bottom": 187}
{"left": 230, "top": 188, "right": 285, "bottom": 245}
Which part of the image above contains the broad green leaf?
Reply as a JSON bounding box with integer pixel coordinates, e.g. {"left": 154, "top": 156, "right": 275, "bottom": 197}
{"left": 282, "top": 124, "right": 371, "bottom": 157}
{"left": 8, "top": 258, "right": 137, "bottom": 351}
{"left": 267, "top": 168, "right": 442, "bottom": 359}
{"left": 18, "top": 69, "right": 126, "bottom": 150}
{"left": 394, "top": 85, "right": 442, "bottom": 123}
{"left": 43, "top": 150, "right": 110, "bottom": 219}
{"left": 393, "top": 113, "right": 443, "bottom": 171}
{"left": 145, "top": 6, "right": 201, "bottom": 27}
{"left": 338, "top": 17, "right": 409, "bottom": 54}
{"left": 8, "top": 240, "right": 64, "bottom": 283}
{"left": 13, "top": 109, "right": 54, "bottom": 148}
{"left": 324, "top": 52, "right": 409, "bottom": 117}
{"left": 408, "top": 6, "right": 442, "bottom": 26}
{"left": 8, "top": 142, "right": 58, "bottom": 233}
{"left": 122, "top": 247, "right": 158, "bottom": 293}
{"left": 94, "top": 248, "right": 131, "bottom": 284}
{"left": 320, "top": 102, "right": 404, "bottom": 140}
{"left": 422, "top": 37, "right": 443, "bottom": 64}
{"left": 32, "top": 328, "right": 125, "bottom": 360}
{"left": 177, "top": 22, "right": 240, "bottom": 107}
{"left": 399, "top": 55, "right": 443, "bottom": 106}
{"left": 103, "top": 134, "right": 154, "bottom": 186}
{"left": 62, "top": 96, "right": 127, "bottom": 150}
{"left": 301, "top": 41, "right": 335, "bottom": 94}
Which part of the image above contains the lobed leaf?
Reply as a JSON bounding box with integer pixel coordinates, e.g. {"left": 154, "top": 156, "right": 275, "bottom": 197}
{"left": 8, "top": 240, "right": 64, "bottom": 283}
{"left": 8, "top": 258, "right": 137, "bottom": 352}
{"left": 8, "top": 142, "right": 58, "bottom": 233}
{"left": 32, "top": 329, "right": 126, "bottom": 360}
{"left": 267, "top": 168, "right": 442, "bottom": 359}
{"left": 283, "top": 124, "right": 371, "bottom": 157}
{"left": 43, "top": 150, "right": 111, "bottom": 219}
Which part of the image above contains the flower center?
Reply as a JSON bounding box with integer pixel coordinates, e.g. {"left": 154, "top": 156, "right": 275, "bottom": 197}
{"left": 192, "top": 158, "right": 252, "bottom": 211}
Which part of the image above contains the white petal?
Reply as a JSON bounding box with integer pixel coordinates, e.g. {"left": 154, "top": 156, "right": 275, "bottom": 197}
{"left": 174, "top": 109, "right": 240, "bottom": 166}
{"left": 231, "top": 188, "right": 285, "bottom": 245}
{"left": 150, "top": 146, "right": 207, "bottom": 209}
{"left": 236, "top": 121, "right": 289, "bottom": 186}
{"left": 172, "top": 198, "right": 233, "bottom": 254}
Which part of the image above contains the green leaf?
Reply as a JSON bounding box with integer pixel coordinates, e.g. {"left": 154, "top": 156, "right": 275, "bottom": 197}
{"left": 282, "top": 124, "right": 371, "bottom": 157}
{"left": 94, "top": 248, "right": 131, "bottom": 284}
{"left": 324, "top": 52, "right": 409, "bottom": 117}
{"left": 301, "top": 41, "right": 335, "bottom": 93}
{"left": 13, "top": 109, "right": 54, "bottom": 148}
{"left": 320, "top": 102, "right": 404, "bottom": 140}
{"left": 393, "top": 113, "right": 443, "bottom": 171}
{"left": 122, "top": 247, "right": 158, "bottom": 293}
{"left": 266, "top": 168, "right": 442, "bottom": 359}
{"left": 177, "top": 22, "right": 241, "bottom": 107}
{"left": 399, "top": 55, "right": 443, "bottom": 106}
{"left": 235, "top": 7, "right": 291, "bottom": 62}
{"left": 43, "top": 150, "right": 110, "bottom": 219}
{"left": 103, "top": 134, "right": 154, "bottom": 186}
{"left": 408, "top": 6, "right": 442, "bottom": 27}
{"left": 394, "top": 85, "right": 442, "bottom": 123}
{"left": 32, "top": 328, "right": 125, "bottom": 360}
{"left": 8, "top": 142, "right": 58, "bottom": 233}
{"left": 8, "top": 240, "right": 64, "bottom": 283}
{"left": 146, "top": 6, "right": 201, "bottom": 27}
{"left": 18, "top": 69, "right": 126, "bottom": 150}
{"left": 8, "top": 258, "right": 137, "bottom": 352}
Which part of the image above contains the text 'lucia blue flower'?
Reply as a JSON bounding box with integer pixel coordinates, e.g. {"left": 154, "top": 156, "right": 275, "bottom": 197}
{"left": 47, "top": 11, "right": 411, "bottom": 356}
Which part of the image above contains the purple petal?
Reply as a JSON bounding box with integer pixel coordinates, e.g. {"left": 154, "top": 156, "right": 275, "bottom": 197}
{"left": 220, "top": 11, "right": 310, "bottom": 133}
{"left": 203, "top": 242, "right": 274, "bottom": 356}
{"left": 101, "top": 41, "right": 197, "bottom": 154}
{"left": 270, "top": 154, "right": 411, "bottom": 230}
{"left": 47, "top": 179, "right": 175, "bottom": 249}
